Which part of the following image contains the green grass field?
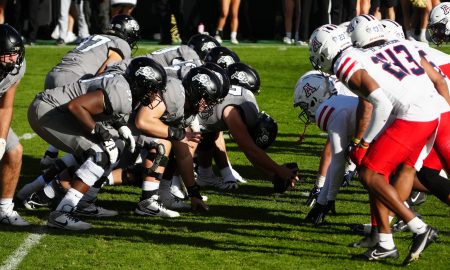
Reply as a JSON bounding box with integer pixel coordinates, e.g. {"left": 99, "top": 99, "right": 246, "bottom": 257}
{"left": 0, "top": 43, "right": 449, "bottom": 270}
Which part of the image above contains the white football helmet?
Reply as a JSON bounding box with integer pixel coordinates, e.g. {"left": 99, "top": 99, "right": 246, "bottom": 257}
{"left": 309, "top": 24, "right": 352, "bottom": 73}
{"left": 293, "top": 70, "right": 337, "bottom": 124}
{"left": 428, "top": 2, "right": 450, "bottom": 45}
{"left": 381, "top": 19, "right": 405, "bottom": 40}
{"left": 348, "top": 14, "right": 386, "bottom": 47}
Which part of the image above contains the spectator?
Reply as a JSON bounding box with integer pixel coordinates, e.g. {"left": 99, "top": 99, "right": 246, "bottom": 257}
{"left": 370, "top": 0, "right": 397, "bottom": 20}
{"left": 282, "top": 0, "right": 301, "bottom": 45}
{"left": 53, "top": 0, "right": 90, "bottom": 45}
{"left": 0, "top": 0, "right": 6, "bottom": 24}
{"left": 331, "top": 0, "right": 357, "bottom": 25}
{"left": 357, "top": 0, "right": 371, "bottom": 14}
{"left": 299, "top": 0, "right": 330, "bottom": 44}
{"left": 156, "top": 0, "right": 187, "bottom": 45}
{"left": 215, "top": 0, "right": 241, "bottom": 44}
{"left": 110, "top": 0, "right": 137, "bottom": 17}
{"left": 84, "top": 0, "right": 110, "bottom": 34}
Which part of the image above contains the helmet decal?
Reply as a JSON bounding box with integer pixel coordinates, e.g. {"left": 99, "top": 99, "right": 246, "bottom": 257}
{"left": 192, "top": 73, "right": 214, "bottom": 89}
{"left": 217, "top": 55, "right": 236, "bottom": 67}
{"left": 442, "top": 4, "right": 450, "bottom": 15}
{"left": 231, "top": 71, "right": 249, "bottom": 85}
{"left": 303, "top": 83, "right": 317, "bottom": 98}
{"left": 201, "top": 41, "right": 218, "bottom": 52}
{"left": 311, "top": 37, "right": 322, "bottom": 53}
{"left": 135, "top": 66, "right": 157, "bottom": 80}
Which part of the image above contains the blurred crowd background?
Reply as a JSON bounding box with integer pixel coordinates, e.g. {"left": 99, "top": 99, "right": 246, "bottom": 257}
{"left": 1, "top": 0, "right": 449, "bottom": 46}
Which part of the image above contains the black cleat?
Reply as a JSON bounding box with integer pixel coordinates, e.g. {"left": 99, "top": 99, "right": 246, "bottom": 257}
{"left": 403, "top": 226, "right": 439, "bottom": 265}
{"left": 406, "top": 191, "right": 427, "bottom": 206}
{"left": 352, "top": 244, "right": 399, "bottom": 261}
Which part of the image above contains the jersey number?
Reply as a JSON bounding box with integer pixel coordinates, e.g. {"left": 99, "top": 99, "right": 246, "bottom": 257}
{"left": 77, "top": 35, "right": 111, "bottom": 53}
{"left": 371, "top": 44, "right": 424, "bottom": 81}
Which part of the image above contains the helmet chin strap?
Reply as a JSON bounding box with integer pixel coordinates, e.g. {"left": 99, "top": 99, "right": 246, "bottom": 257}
{"left": 296, "top": 121, "right": 309, "bottom": 145}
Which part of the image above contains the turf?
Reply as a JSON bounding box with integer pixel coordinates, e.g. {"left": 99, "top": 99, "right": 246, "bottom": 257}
{"left": 0, "top": 43, "right": 449, "bottom": 270}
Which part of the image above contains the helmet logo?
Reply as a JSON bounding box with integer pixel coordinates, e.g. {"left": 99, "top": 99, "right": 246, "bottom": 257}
{"left": 442, "top": 5, "right": 450, "bottom": 15}
{"left": 311, "top": 37, "right": 322, "bottom": 53}
{"left": 303, "top": 83, "right": 317, "bottom": 98}
{"left": 201, "top": 41, "right": 217, "bottom": 52}
{"left": 217, "top": 55, "right": 236, "bottom": 67}
{"left": 192, "top": 73, "right": 214, "bottom": 89}
{"left": 231, "top": 71, "right": 249, "bottom": 85}
{"left": 128, "top": 20, "right": 140, "bottom": 31}
{"left": 256, "top": 129, "right": 269, "bottom": 146}
{"left": 135, "top": 66, "right": 157, "bottom": 80}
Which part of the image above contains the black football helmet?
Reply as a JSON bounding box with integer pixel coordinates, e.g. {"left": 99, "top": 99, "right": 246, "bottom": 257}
{"left": 0, "top": 24, "right": 24, "bottom": 76}
{"left": 203, "top": 62, "right": 230, "bottom": 100}
{"left": 182, "top": 66, "right": 225, "bottom": 112}
{"left": 227, "top": 62, "right": 260, "bottom": 94}
{"left": 125, "top": 57, "right": 167, "bottom": 106}
{"left": 187, "top": 34, "right": 220, "bottom": 60}
{"left": 204, "top": 47, "right": 240, "bottom": 69}
{"left": 251, "top": 112, "right": 278, "bottom": 150}
{"left": 106, "top": 15, "right": 141, "bottom": 49}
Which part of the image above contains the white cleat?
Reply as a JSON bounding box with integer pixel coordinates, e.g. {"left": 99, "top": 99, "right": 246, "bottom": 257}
{"left": 47, "top": 210, "right": 92, "bottom": 230}
{"left": 231, "top": 168, "right": 247, "bottom": 183}
{"left": 0, "top": 204, "right": 30, "bottom": 226}
{"left": 135, "top": 195, "right": 180, "bottom": 218}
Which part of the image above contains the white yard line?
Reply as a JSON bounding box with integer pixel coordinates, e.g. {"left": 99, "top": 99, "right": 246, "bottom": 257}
{"left": 18, "top": 133, "right": 37, "bottom": 141}
{"left": 0, "top": 230, "right": 45, "bottom": 270}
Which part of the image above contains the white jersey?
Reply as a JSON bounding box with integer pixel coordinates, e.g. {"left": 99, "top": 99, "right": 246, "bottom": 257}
{"left": 334, "top": 42, "right": 442, "bottom": 122}
{"left": 315, "top": 95, "right": 359, "bottom": 204}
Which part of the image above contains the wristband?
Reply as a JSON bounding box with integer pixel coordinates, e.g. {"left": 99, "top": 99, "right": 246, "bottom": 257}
{"left": 167, "top": 126, "right": 186, "bottom": 141}
{"left": 187, "top": 184, "right": 203, "bottom": 200}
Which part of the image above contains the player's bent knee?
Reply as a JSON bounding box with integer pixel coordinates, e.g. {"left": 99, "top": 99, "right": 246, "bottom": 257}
{"left": 75, "top": 159, "right": 105, "bottom": 186}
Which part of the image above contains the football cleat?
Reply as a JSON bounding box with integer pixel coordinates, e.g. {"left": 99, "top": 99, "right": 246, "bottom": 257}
{"left": 23, "top": 191, "right": 51, "bottom": 210}
{"left": 74, "top": 200, "right": 118, "bottom": 217}
{"left": 196, "top": 174, "right": 237, "bottom": 190}
{"left": 0, "top": 204, "right": 30, "bottom": 226}
{"left": 47, "top": 210, "right": 92, "bottom": 230}
{"left": 305, "top": 186, "right": 321, "bottom": 207}
{"left": 231, "top": 167, "right": 247, "bottom": 183}
{"left": 403, "top": 226, "right": 439, "bottom": 265}
{"left": 342, "top": 170, "right": 357, "bottom": 187}
{"left": 135, "top": 195, "right": 180, "bottom": 217}
{"left": 392, "top": 219, "right": 408, "bottom": 233}
{"left": 352, "top": 244, "right": 399, "bottom": 261}
{"left": 159, "top": 189, "right": 190, "bottom": 210}
{"left": 406, "top": 191, "right": 427, "bottom": 206}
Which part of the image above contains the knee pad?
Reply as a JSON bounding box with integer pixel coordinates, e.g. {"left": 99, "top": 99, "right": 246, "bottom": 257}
{"left": 121, "top": 165, "right": 144, "bottom": 187}
{"left": 84, "top": 148, "right": 110, "bottom": 170}
{"left": 75, "top": 159, "right": 105, "bottom": 187}
{"left": 142, "top": 143, "right": 168, "bottom": 181}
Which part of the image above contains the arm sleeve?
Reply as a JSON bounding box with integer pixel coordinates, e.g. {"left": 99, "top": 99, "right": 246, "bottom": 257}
{"left": 362, "top": 88, "right": 393, "bottom": 143}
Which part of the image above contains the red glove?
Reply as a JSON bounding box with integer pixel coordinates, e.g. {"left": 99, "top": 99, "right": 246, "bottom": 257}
{"left": 349, "top": 141, "right": 369, "bottom": 167}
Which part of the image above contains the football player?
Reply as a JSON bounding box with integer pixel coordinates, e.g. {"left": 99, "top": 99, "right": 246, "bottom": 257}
{"left": 40, "top": 14, "right": 141, "bottom": 167}
{"left": 294, "top": 71, "right": 361, "bottom": 226}
{"left": 26, "top": 58, "right": 164, "bottom": 230}
{"left": 0, "top": 24, "right": 30, "bottom": 226}
{"left": 347, "top": 15, "right": 450, "bottom": 258}
{"left": 309, "top": 23, "right": 443, "bottom": 263}
{"left": 197, "top": 62, "right": 299, "bottom": 191}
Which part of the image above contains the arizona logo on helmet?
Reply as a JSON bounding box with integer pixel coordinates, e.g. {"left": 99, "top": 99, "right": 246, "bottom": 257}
{"left": 442, "top": 4, "right": 450, "bottom": 15}
{"left": 201, "top": 41, "right": 218, "bottom": 52}
{"left": 231, "top": 71, "right": 249, "bottom": 85}
{"left": 311, "top": 37, "right": 322, "bottom": 53}
{"left": 303, "top": 83, "right": 317, "bottom": 98}
{"left": 135, "top": 66, "right": 157, "bottom": 80}
{"left": 193, "top": 73, "right": 213, "bottom": 88}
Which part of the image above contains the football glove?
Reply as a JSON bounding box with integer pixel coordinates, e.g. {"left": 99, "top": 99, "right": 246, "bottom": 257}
{"left": 349, "top": 142, "right": 369, "bottom": 167}
{"left": 305, "top": 185, "right": 321, "bottom": 207}
{"left": 102, "top": 138, "right": 119, "bottom": 165}
{"left": 272, "top": 162, "right": 299, "bottom": 193}
{"left": 118, "top": 125, "right": 136, "bottom": 153}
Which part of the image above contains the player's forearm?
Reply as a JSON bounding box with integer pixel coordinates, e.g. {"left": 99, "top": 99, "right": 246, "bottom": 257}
{"left": 0, "top": 106, "right": 13, "bottom": 139}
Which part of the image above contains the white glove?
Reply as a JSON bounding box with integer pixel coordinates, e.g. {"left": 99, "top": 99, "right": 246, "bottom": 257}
{"left": 190, "top": 116, "right": 200, "bottom": 132}
{"left": 118, "top": 126, "right": 136, "bottom": 153}
{"left": 0, "top": 138, "right": 5, "bottom": 160}
{"left": 102, "top": 139, "right": 119, "bottom": 164}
